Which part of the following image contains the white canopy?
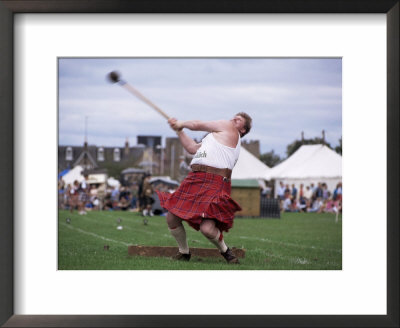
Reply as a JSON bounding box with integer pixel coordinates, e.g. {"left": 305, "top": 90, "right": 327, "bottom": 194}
{"left": 61, "top": 165, "right": 84, "bottom": 186}
{"left": 149, "top": 176, "right": 179, "bottom": 186}
{"left": 265, "top": 144, "right": 342, "bottom": 194}
{"left": 232, "top": 146, "right": 271, "bottom": 180}
{"left": 107, "top": 177, "right": 121, "bottom": 188}
{"left": 87, "top": 173, "right": 107, "bottom": 184}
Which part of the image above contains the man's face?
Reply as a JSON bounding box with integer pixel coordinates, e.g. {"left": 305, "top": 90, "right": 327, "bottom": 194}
{"left": 231, "top": 115, "right": 246, "bottom": 135}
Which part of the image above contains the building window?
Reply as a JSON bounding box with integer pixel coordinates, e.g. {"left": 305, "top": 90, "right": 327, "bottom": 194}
{"left": 98, "top": 147, "right": 105, "bottom": 161}
{"left": 113, "top": 148, "right": 120, "bottom": 162}
{"left": 66, "top": 147, "right": 73, "bottom": 161}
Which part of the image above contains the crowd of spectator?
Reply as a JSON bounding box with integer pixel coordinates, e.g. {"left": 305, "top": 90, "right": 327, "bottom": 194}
{"left": 58, "top": 173, "right": 179, "bottom": 217}
{"left": 58, "top": 172, "right": 342, "bottom": 217}
{"left": 275, "top": 181, "right": 342, "bottom": 214}
{"left": 58, "top": 177, "right": 136, "bottom": 214}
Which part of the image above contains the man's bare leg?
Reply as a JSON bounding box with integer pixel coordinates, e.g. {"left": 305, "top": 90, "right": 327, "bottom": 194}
{"left": 199, "top": 219, "right": 228, "bottom": 253}
{"left": 200, "top": 219, "right": 239, "bottom": 263}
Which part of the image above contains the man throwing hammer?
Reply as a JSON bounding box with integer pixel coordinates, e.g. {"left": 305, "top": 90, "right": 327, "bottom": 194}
{"left": 156, "top": 112, "right": 252, "bottom": 264}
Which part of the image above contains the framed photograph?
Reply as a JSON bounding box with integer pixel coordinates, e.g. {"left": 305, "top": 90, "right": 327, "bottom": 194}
{"left": 1, "top": 1, "right": 398, "bottom": 327}
{"left": 56, "top": 56, "right": 343, "bottom": 271}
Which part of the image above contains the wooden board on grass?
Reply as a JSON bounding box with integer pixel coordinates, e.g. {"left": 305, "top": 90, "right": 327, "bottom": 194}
{"left": 128, "top": 245, "right": 245, "bottom": 258}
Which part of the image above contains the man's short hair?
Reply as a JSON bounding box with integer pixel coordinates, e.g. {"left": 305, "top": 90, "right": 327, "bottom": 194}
{"left": 236, "top": 112, "right": 252, "bottom": 137}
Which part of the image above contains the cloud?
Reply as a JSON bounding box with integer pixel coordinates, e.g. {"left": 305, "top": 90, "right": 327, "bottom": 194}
{"left": 58, "top": 58, "right": 342, "bottom": 157}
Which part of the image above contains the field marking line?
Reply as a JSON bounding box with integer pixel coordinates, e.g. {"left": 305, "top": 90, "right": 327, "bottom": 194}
{"left": 260, "top": 251, "right": 311, "bottom": 265}
{"left": 252, "top": 247, "right": 340, "bottom": 266}
{"left": 60, "top": 222, "right": 130, "bottom": 246}
{"left": 90, "top": 211, "right": 166, "bottom": 227}
{"left": 60, "top": 221, "right": 174, "bottom": 245}
{"left": 238, "top": 235, "right": 342, "bottom": 253}
{"left": 67, "top": 215, "right": 157, "bottom": 235}
{"left": 72, "top": 214, "right": 204, "bottom": 242}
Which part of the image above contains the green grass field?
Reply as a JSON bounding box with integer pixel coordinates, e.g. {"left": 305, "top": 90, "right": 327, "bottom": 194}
{"left": 58, "top": 210, "right": 342, "bottom": 270}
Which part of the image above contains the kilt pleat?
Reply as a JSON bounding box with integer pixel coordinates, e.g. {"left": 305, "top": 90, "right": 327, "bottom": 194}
{"left": 156, "top": 171, "right": 241, "bottom": 232}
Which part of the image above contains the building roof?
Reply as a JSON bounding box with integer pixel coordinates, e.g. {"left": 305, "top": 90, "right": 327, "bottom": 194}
{"left": 121, "top": 167, "right": 147, "bottom": 174}
{"left": 58, "top": 145, "right": 145, "bottom": 171}
{"left": 231, "top": 179, "right": 260, "bottom": 188}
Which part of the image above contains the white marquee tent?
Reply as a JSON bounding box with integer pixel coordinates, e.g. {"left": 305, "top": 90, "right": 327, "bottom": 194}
{"left": 232, "top": 146, "right": 271, "bottom": 181}
{"left": 107, "top": 177, "right": 120, "bottom": 188}
{"left": 264, "top": 144, "right": 342, "bottom": 195}
{"left": 61, "top": 165, "right": 84, "bottom": 185}
{"left": 60, "top": 165, "right": 107, "bottom": 186}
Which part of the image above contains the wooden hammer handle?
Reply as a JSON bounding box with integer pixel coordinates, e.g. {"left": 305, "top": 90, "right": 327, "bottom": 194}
{"left": 121, "top": 82, "right": 170, "bottom": 120}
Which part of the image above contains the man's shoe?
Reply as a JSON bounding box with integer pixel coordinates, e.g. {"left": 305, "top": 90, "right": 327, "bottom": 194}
{"left": 221, "top": 248, "right": 239, "bottom": 264}
{"left": 173, "top": 252, "right": 191, "bottom": 261}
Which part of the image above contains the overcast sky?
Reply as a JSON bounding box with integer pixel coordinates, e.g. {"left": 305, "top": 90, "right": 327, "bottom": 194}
{"left": 58, "top": 58, "right": 342, "bottom": 157}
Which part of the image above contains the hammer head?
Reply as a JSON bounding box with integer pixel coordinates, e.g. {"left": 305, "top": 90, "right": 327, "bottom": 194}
{"left": 107, "top": 71, "right": 121, "bottom": 83}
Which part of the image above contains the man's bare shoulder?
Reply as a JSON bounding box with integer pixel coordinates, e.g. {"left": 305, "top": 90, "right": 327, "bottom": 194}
{"left": 192, "top": 119, "right": 232, "bottom": 133}
{"left": 178, "top": 118, "right": 234, "bottom": 134}
{"left": 212, "top": 119, "right": 234, "bottom": 130}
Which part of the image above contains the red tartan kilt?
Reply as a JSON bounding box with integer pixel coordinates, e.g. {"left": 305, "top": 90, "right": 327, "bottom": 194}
{"left": 156, "top": 171, "right": 242, "bottom": 233}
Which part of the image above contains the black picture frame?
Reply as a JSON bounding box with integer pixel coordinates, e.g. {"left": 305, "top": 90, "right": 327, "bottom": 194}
{"left": 0, "top": 1, "right": 398, "bottom": 327}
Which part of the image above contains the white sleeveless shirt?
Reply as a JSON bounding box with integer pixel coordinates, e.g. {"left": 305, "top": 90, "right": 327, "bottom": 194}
{"left": 190, "top": 132, "right": 241, "bottom": 170}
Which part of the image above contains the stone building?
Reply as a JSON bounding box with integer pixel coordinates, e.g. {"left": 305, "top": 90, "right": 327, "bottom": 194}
{"left": 58, "top": 136, "right": 179, "bottom": 180}
{"left": 58, "top": 139, "right": 145, "bottom": 173}
{"left": 241, "top": 139, "right": 260, "bottom": 158}
{"left": 58, "top": 135, "right": 261, "bottom": 182}
{"left": 164, "top": 137, "right": 190, "bottom": 180}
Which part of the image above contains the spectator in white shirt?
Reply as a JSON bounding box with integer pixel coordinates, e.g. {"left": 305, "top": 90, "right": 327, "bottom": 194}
{"left": 304, "top": 185, "right": 313, "bottom": 200}
{"left": 277, "top": 181, "right": 285, "bottom": 200}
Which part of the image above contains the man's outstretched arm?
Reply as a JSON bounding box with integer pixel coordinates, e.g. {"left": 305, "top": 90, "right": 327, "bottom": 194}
{"left": 167, "top": 118, "right": 200, "bottom": 155}
{"left": 176, "top": 130, "right": 201, "bottom": 155}
{"left": 171, "top": 119, "right": 229, "bottom": 133}
{"left": 168, "top": 118, "right": 231, "bottom": 154}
